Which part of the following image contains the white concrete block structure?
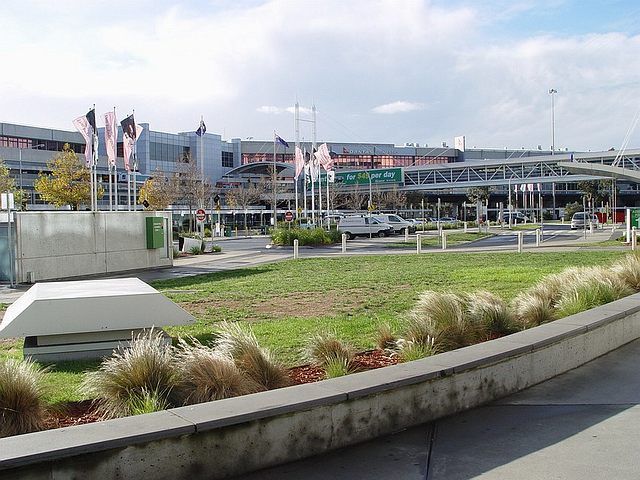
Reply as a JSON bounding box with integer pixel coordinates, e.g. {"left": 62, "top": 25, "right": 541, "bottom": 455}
{"left": 0, "top": 278, "right": 195, "bottom": 361}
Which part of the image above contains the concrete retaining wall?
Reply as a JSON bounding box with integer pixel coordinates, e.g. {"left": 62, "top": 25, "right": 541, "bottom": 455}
{"left": 14, "top": 211, "right": 172, "bottom": 283}
{"left": 1, "top": 295, "right": 640, "bottom": 479}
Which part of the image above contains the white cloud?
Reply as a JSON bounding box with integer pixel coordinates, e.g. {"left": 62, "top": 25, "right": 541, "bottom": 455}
{"left": 0, "top": 0, "right": 639, "bottom": 151}
{"left": 372, "top": 101, "right": 425, "bottom": 114}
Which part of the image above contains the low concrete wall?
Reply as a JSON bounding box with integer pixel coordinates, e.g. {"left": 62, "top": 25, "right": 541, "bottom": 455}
{"left": 14, "top": 211, "right": 172, "bottom": 283}
{"left": 1, "top": 295, "right": 640, "bottom": 479}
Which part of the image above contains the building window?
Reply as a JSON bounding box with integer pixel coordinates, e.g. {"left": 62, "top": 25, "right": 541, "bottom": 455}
{"left": 222, "top": 151, "right": 234, "bottom": 168}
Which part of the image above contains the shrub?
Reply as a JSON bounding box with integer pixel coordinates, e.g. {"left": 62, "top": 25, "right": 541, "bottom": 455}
{"left": 172, "top": 247, "right": 180, "bottom": 258}
{"left": 215, "top": 323, "right": 290, "bottom": 390}
{"left": 270, "top": 227, "right": 338, "bottom": 246}
{"left": 465, "top": 291, "right": 515, "bottom": 336}
{"left": 189, "top": 245, "right": 202, "bottom": 255}
{"left": 211, "top": 244, "right": 222, "bottom": 253}
{"left": 82, "top": 330, "right": 178, "bottom": 419}
{"left": 408, "top": 291, "right": 482, "bottom": 351}
{"left": 175, "top": 340, "right": 259, "bottom": 405}
{"left": 304, "top": 331, "right": 356, "bottom": 376}
{"left": 610, "top": 254, "right": 640, "bottom": 291}
{"left": 0, "top": 358, "right": 48, "bottom": 437}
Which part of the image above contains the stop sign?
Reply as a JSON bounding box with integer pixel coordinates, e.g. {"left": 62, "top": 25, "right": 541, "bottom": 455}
{"left": 196, "top": 208, "right": 206, "bottom": 223}
{"left": 284, "top": 211, "right": 294, "bottom": 222}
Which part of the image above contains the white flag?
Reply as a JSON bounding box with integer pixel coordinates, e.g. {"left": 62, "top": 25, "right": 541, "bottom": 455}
{"left": 294, "top": 146, "right": 304, "bottom": 180}
{"left": 104, "top": 111, "right": 117, "bottom": 168}
{"left": 317, "top": 143, "right": 333, "bottom": 172}
{"left": 72, "top": 115, "right": 93, "bottom": 167}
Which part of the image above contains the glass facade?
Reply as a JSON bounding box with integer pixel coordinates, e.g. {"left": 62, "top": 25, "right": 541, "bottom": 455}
{"left": 0, "top": 135, "right": 83, "bottom": 153}
{"left": 222, "top": 151, "right": 234, "bottom": 168}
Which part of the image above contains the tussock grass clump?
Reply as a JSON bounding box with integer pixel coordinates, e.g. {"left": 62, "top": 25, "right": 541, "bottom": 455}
{"left": 175, "top": 339, "right": 260, "bottom": 405}
{"left": 511, "top": 291, "right": 556, "bottom": 328}
{"left": 0, "top": 358, "right": 48, "bottom": 437}
{"left": 610, "top": 254, "right": 640, "bottom": 291}
{"left": 555, "top": 267, "right": 633, "bottom": 318}
{"left": 216, "top": 323, "right": 290, "bottom": 390}
{"left": 396, "top": 337, "right": 438, "bottom": 363}
{"left": 304, "top": 331, "right": 357, "bottom": 378}
{"left": 408, "top": 291, "right": 482, "bottom": 351}
{"left": 82, "top": 330, "right": 178, "bottom": 419}
{"left": 375, "top": 323, "right": 397, "bottom": 350}
{"left": 465, "top": 291, "right": 515, "bottom": 336}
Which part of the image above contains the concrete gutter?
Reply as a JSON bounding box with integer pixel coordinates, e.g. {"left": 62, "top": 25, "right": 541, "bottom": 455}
{"left": 1, "top": 295, "right": 640, "bottom": 479}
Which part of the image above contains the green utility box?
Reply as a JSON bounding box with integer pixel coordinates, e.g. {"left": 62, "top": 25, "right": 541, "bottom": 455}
{"left": 631, "top": 209, "right": 640, "bottom": 229}
{"left": 146, "top": 217, "right": 165, "bottom": 249}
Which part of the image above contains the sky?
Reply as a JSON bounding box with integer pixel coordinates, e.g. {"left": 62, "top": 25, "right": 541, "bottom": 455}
{"left": 1, "top": 0, "right": 640, "bottom": 151}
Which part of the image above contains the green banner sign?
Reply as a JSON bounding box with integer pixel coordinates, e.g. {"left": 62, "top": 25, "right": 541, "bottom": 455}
{"left": 310, "top": 168, "right": 404, "bottom": 186}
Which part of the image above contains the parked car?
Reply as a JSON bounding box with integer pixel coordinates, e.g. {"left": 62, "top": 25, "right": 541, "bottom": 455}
{"left": 571, "top": 212, "right": 600, "bottom": 230}
{"left": 337, "top": 215, "right": 394, "bottom": 239}
{"left": 501, "top": 211, "right": 527, "bottom": 223}
{"left": 439, "top": 217, "right": 459, "bottom": 225}
{"left": 372, "top": 214, "right": 415, "bottom": 234}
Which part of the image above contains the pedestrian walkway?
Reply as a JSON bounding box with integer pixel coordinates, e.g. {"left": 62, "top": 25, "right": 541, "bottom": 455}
{"left": 233, "top": 338, "right": 640, "bottom": 479}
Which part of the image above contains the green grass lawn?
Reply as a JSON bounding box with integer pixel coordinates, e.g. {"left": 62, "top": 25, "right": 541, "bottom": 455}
{"left": 386, "top": 232, "right": 492, "bottom": 248}
{"left": 0, "top": 250, "right": 626, "bottom": 405}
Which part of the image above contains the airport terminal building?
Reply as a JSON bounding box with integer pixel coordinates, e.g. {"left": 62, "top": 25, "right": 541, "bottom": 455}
{"left": 0, "top": 120, "right": 634, "bottom": 217}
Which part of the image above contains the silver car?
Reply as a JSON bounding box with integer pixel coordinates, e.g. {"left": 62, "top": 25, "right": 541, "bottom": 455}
{"left": 570, "top": 212, "right": 600, "bottom": 229}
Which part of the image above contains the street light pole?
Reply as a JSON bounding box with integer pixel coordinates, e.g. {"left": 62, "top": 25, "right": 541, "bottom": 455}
{"left": 549, "top": 88, "right": 557, "bottom": 155}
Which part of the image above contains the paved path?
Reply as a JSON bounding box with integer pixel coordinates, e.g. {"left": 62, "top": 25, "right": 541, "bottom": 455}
{"left": 233, "top": 338, "right": 640, "bottom": 479}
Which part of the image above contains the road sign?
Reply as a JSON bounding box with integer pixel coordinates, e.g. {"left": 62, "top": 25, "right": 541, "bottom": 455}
{"left": 196, "top": 208, "right": 206, "bottom": 223}
{"left": 284, "top": 211, "right": 294, "bottom": 222}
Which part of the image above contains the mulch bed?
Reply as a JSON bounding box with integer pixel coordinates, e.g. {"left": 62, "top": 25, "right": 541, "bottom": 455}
{"left": 42, "top": 349, "right": 399, "bottom": 430}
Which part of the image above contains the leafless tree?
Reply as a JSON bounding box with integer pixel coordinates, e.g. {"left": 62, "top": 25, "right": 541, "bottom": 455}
{"left": 175, "top": 154, "right": 213, "bottom": 232}
{"left": 225, "top": 178, "right": 266, "bottom": 228}
{"left": 343, "top": 185, "right": 367, "bottom": 211}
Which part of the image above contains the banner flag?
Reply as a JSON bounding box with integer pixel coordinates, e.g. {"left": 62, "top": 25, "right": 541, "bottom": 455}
{"left": 294, "top": 146, "right": 304, "bottom": 180}
{"left": 317, "top": 143, "right": 334, "bottom": 172}
{"left": 72, "top": 114, "right": 93, "bottom": 167}
{"left": 196, "top": 119, "right": 206, "bottom": 136}
{"left": 120, "top": 114, "right": 136, "bottom": 172}
{"left": 104, "top": 111, "right": 117, "bottom": 167}
{"left": 275, "top": 134, "right": 289, "bottom": 148}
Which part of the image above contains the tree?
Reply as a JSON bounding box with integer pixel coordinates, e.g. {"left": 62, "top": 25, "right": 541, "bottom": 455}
{"left": 376, "top": 186, "right": 407, "bottom": 210}
{"left": 138, "top": 169, "right": 178, "bottom": 210}
{"left": 577, "top": 180, "right": 609, "bottom": 206}
{"left": 175, "top": 155, "right": 213, "bottom": 232}
{"left": 466, "top": 186, "right": 490, "bottom": 204}
{"left": 34, "top": 144, "right": 101, "bottom": 210}
{"left": 0, "top": 158, "right": 25, "bottom": 209}
{"left": 343, "top": 185, "right": 367, "bottom": 211}
{"left": 225, "top": 179, "right": 265, "bottom": 228}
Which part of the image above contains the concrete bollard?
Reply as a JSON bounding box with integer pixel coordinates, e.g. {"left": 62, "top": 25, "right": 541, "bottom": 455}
{"left": 536, "top": 229, "right": 541, "bottom": 247}
{"left": 633, "top": 228, "right": 637, "bottom": 251}
{"left": 416, "top": 234, "right": 422, "bottom": 254}
{"left": 293, "top": 239, "right": 299, "bottom": 259}
{"left": 341, "top": 234, "right": 347, "bottom": 253}
{"left": 517, "top": 231, "right": 524, "bottom": 253}
{"left": 589, "top": 223, "right": 594, "bottom": 234}
{"left": 441, "top": 231, "right": 447, "bottom": 250}
{"left": 404, "top": 228, "right": 409, "bottom": 243}
{"left": 463, "top": 222, "right": 468, "bottom": 233}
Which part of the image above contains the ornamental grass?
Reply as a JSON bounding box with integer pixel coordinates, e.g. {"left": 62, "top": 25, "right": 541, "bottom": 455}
{"left": 216, "top": 322, "right": 290, "bottom": 390}
{"left": 0, "top": 358, "right": 48, "bottom": 437}
{"left": 175, "top": 339, "right": 260, "bottom": 405}
{"left": 82, "top": 330, "right": 178, "bottom": 419}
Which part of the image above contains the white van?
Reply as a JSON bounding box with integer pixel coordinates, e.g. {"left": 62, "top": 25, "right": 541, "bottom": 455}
{"left": 337, "top": 215, "right": 394, "bottom": 239}
{"left": 372, "top": 214, "right": 415, "bottom": 234}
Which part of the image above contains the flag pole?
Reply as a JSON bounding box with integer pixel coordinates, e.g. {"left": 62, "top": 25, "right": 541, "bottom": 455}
{"left": 200, "top": 115, "right": 204, "bottom": 237}
{"left": 272, "top": 131, "right": 277, "bottom": 228}
{"left": 113, "top": 107, "right": 118, "bottom": 211}
{"left": 303, "top": 145, "right": 308, "bottom": 218}
{"left": 294, "top": 102, "right": 299, "bottom": 219}
{"left": 132, "top": 109, "right": 137, "bottom": 211}
{"left": 108, "top": 110, "right": 113, "bottom": 211}
{"left": 92, "top": 104, "right": 98, "bottom": 212}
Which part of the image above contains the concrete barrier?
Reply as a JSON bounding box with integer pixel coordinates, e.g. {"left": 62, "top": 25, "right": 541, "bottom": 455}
{"left": 14, "top": 211, "right": 172, "bottom": 283}
{"left": 2, "top": 294, "right": 640, "bottom": 479}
